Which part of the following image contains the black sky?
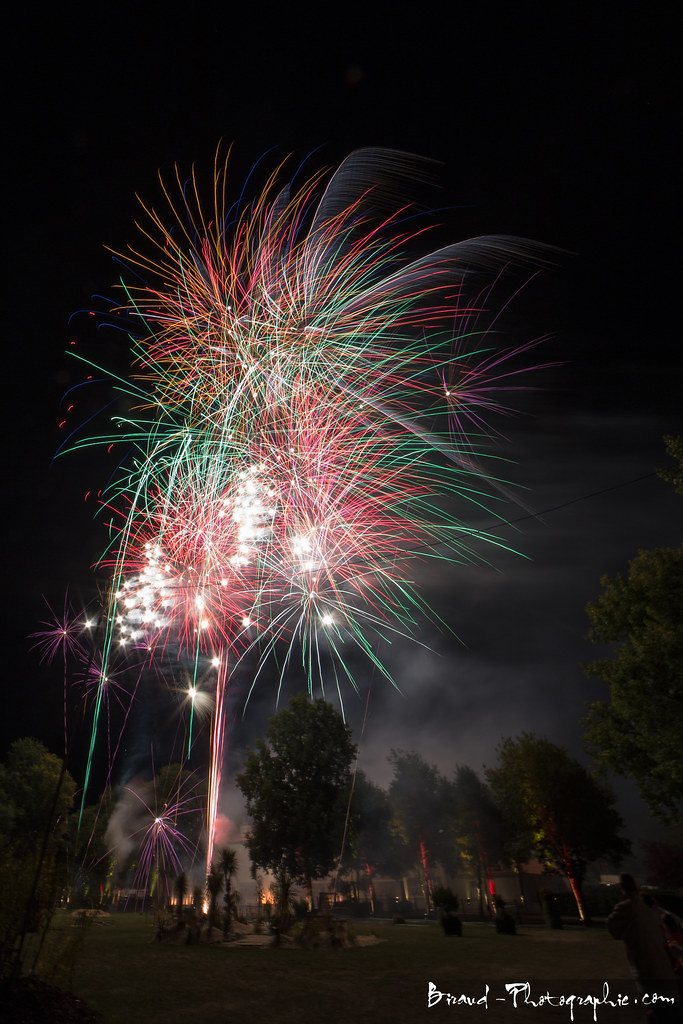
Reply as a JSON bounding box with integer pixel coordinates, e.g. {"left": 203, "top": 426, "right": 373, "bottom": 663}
{"left": 3, "top": 5, "right": 681, "bottom": 845}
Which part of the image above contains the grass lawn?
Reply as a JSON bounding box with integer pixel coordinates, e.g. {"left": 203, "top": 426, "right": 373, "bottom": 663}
{"left": 64, "top": 913, "right": 659, "bottom": 1024}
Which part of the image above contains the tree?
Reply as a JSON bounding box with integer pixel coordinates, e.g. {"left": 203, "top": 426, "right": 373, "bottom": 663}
{"left": 219, "top": 847, "right": 238, "bottom": 936}
{"left": 0, "top": 738, "right": 75, "bottom": 853}
{"left": 174, "top": 871, "right": 188, "bottom": 927}
{"left": 342, "top": 772, "right": 409, "bottom": 912}
{"left": 236, "top": 694, "right": 356, "bottom": 911}
{"left": 0, "top": 738, "right": 76, "bottom": 978}
{"left": 657, "top": 434, "right": 683, "bottom": 494}
{"left": 205, "top": 863, "right": 223, "bottom": 932}
{"left": 640, "top": 825, "right": 683, "bottom": 889}
{"left": 582, "top": 440, "right": 683, "bottom": 824}
{"left": 583, "top": 545, "right": 683, "bottom": 823}
{"left": 486, "top": 733, "right": 630, "bottom": 922}
{"left": 388, "top": 750, "right": 451, "bottom": 912}
{"left": 270, "top": 869, "right": 296, "bottom": 936}
{"left": 581, "top": 434, "right": 683, "bottom": 823}
{"left": 67, "top": 799, "right": 112, "bottom": 908}
{"left": 449, "top": 765, "right": 507, "bottom": 918}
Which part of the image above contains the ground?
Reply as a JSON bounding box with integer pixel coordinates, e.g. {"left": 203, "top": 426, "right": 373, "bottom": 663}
{"left": 1, "top": 976, "right": 103, "bottom": 1024}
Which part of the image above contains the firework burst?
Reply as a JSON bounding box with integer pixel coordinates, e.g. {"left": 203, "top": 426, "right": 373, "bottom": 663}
{"left": 105, "top": 766, "right": 204, "bottom": 907}
{"left": 61, "top": 146, "right": 556, "bottom": 868}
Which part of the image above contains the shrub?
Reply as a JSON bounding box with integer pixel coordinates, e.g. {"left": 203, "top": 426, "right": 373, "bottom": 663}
{"left": 432, "top": 887, "right": 459, "bottom": 913}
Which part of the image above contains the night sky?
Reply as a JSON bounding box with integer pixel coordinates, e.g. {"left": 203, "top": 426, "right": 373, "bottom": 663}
{"left": 4, "top": 5, "right": 681, "bottom": 852}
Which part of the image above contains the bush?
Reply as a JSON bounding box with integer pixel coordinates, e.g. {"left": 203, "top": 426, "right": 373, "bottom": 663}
{"left": 431, "top": 887, "right": 459, "bottom": 913}
{"left": 440, "top": 912, "right": 462, "bottom": 936}
{"left": 293, "top": 916, "right": 355, "bottom": 948}
{"left": 540, "top": 890, "right": 563, "bottom": 929}
{"left": 494, "top": 897, "right": 516, "bottom": 935}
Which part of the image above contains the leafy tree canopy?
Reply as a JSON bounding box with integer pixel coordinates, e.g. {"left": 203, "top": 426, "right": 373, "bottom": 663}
{"left": 0, "top": 739, "right": 77, "bottom": 968}
{"left": 450, "top": 765, "right": 507, "bottom": 875}
{"left": 236, "top": 694, "right": 356, "bottom": 906}
{"left": 583, "top": 437, "right": 683, "bottom": 824}
{"left": 388, "top": 750, "right": 454, "bottom": 905}
{"left": 657, "top": 434, "right": 683, "bottom": 494}
{"left": 486, "top": 733, "right": 629, "bottom": 921}
{"left": 640, "top": 829, "right": 683, "bottom": 890}
{"left": 388, "top": 750, "right": 448, "bottom": 857}
{"left": 0, "top": 738, "right": 75, "bottom": 852}
{"left": 343, "top": 771, "right": 409, "bottom": 880}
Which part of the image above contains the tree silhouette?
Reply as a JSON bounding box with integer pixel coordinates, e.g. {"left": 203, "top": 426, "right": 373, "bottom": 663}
{"left": 487, "top": 733, "right": 630, "bottom": 922}
{"left": 237, "top": 695, "right": 356, "bottom": 911}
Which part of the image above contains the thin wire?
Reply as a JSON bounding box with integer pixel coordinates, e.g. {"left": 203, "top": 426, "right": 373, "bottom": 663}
{"left": 492, "top": 472, "right": 657, "bottom": 530}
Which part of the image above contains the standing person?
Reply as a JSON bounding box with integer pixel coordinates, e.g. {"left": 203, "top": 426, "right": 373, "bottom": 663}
{"left": 607, "top": 874, "right": 679, "bottom": 1022}
{"left": 662, "top": 914, "right": 683, "bottom": 974}
{"left": 662, "top": 913, "right": 683, "bottom": 1007}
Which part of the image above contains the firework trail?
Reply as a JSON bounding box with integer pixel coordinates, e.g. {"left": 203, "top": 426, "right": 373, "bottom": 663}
{"left": 30, "top": 594, "right": 89, "bottom": 757}
{"left": 206, "top": 655, "right": 228, "bottom": 871}
{"left": 63, "top": 147, "right": 555, "bottom": 871}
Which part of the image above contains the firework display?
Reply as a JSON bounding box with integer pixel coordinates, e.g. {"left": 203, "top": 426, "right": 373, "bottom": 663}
{"left": 59, "top": 147, "right": 553, "bottom": 880}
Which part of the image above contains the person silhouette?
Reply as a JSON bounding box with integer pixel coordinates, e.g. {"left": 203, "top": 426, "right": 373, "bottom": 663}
{"left": 607, "top": 874, "right": 679, "bottom": 1022}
